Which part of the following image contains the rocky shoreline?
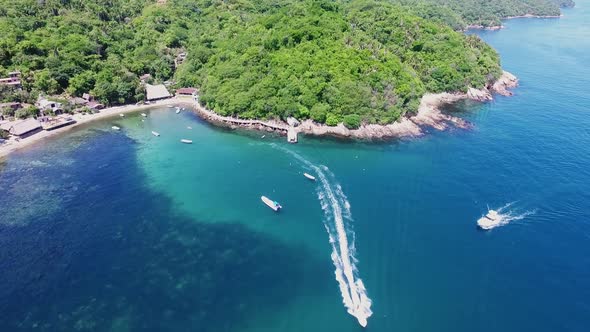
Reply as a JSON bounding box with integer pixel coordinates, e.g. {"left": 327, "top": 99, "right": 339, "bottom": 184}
{"left": 466, "top": 14, "right": 563, "bottom": 31}
{"left": 211, "top": 70, "right": 518, "bottom": 140}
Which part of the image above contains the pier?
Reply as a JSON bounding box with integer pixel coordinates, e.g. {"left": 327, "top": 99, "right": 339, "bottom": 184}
{"left": 191, "top": 101, "right": 298, "bottom": 143}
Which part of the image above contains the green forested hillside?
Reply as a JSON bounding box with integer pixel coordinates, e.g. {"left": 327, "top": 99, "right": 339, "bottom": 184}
{"left": 0, "top": 0, "right": 567, "bottom": 126}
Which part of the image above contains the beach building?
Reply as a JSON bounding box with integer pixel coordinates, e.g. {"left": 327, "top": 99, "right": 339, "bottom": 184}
{"left": 1, "top": 118, "right": 42, "bottom": 138}
{"left": 145, "top": 84, "right": 171, "bottom": 101}
{"left": 0, "top": 102, "right": 22, "bottom": 112}
{"left": 37, "top": 98, "right": 63, "bottom": 115}
{"left": 70, "top": 97, "right": 88, "bottom": 107}
{"left": 40, "top": 114, "right": 76, "bottom": 131}
{"left": 176, "top": 87, "right": 198, "bottom": 96}
{"left": 87, "top": 101, "right": 105, "bottom": 110}
{"left": 0, "top": 71, "right": 22, "bottom": 89}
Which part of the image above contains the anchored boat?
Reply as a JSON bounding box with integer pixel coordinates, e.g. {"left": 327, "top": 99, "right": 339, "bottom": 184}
{"left": 151, "top": 131, "right": 160, "bottom": 137}
{"left": 303, "top": 173, "right": 316, "bottom": 181}
{"left": 141, "top": 113, "right": 147, "bottom": 117}
{"left": 477, "top": 209, "right": 501, "bottom": 230}
{"left": 175, "top": 107, "right": 181, "bottom": 114}
{"left": 261, "top": 196, "right": 282, "bottom": 211}
{"left": 119, "top": 113, "right": 125, "bottom": 117}
{"left": 180, "top": 139, "right": 192, "bottom": 144}
{"left": 112, "top": 126, "right": 120, "bottom": 130}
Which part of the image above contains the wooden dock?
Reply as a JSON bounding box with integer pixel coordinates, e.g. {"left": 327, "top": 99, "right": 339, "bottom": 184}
{"left": 287, "top": 127, "right": 298, "bottom": 143}
{"left": 192, "top": 102, "right": 298, "bottom": 142}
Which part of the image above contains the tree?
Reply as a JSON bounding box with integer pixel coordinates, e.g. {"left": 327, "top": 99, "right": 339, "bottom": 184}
{"left": 310, "top": 102, "right": 329, "bottom": 123}
{"left": 67, "top": 71, "right": 96, "bottom": 96}
{"left": 34, "top": 70, "right": 59, "bottom": 95}
{"left": 325, "top": 113, "right": 340, "bottom": 126}
{"left": 343, "top": 114, "right": 361, "bottom": 129}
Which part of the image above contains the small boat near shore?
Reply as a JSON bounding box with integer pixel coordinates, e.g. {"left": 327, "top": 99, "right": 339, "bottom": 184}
{"left": 141, "top": 113, "right": 147, "bottom": 117}
{"left": 175, "top": 107, "right": 181, "bottom": 114}
{"left": 261, "top": 196, "right": 282, "bottom": 211}
{"left": 151, "top": 131, "right": 160, "bottom": 137}
{"left": 112, "top": 126, "right": 120, "bottom": 130}
{"left": 303, "top": 173, "right": 316, "bottom": 181}
{"left": 119, "top": 113, "right": 125, "bottom": 117}
{"left": 477, "top": 209, "right": 501, "bottom": 230}
{"left": 180, "top": 139, "right": 192, "bottom": 144}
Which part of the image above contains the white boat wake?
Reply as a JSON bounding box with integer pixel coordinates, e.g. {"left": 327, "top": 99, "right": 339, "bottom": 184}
{"left": 480, "top": 202, "right": 537, "bottom": 229}
{"left": 277, "top": 146, "right": 372, "bottom": 327}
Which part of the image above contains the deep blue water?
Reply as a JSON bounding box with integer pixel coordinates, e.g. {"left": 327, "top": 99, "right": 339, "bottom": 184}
{"left": 1, "top": 3, "right": 590, "bottom": 331}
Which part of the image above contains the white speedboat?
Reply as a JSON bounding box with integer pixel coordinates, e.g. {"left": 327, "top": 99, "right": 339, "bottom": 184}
{"left": 175, "top": 107, "right": 181, "bottom": 114}
{"left": 477, "top": 210, "right": 501, "bottom": 230}
{"left": 261, "top": 196, "right": 282, "bottom": 211}
{"left": 119, "top": 113, "right": 125, "bottom": 117}
{"left": 187, "top": 126, "right": 192, "bottom": 130}
{"left": 303, "top": 173, "right": 316, "bottom": 181}
{"left": 112, "top": 126, "right": 120, "bottom": 130}
{"left": 151, "top": 131, "right": 160, "bottom": 137}
{"left": 141, "top": 113, "right": 147, "bottom": 117}
{"left": 180, "top": 139, "right": 192, "bottom": 144}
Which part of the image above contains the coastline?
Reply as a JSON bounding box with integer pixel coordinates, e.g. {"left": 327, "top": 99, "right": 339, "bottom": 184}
{"left": 0, "top": 71, "right": 518, "bottom": 159}
{"left": 294, "top": 71, "right": 518, "bottom": 140}
{"left": 466, "top": 13, "right": 563, "bottom": 31}
{"left": 190, "top": 71, "right": 517, "bottom": 140}
{"left": 0, "top": 98, "right": 180, "bottom": 160}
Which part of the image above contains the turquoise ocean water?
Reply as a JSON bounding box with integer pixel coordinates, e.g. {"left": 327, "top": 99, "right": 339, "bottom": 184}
{"left": 1, "top": 3, "right": 590, "bottom": 331}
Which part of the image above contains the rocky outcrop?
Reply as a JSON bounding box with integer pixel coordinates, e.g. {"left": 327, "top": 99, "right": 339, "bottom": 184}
{"left": 467, "top": 87, "right": 493, "bottom": 101}
{"left": 491, "top": 71, "right": 519, "bottom": 96}
{"left": 188, "top": 71, "right": 519, "bottom": 141}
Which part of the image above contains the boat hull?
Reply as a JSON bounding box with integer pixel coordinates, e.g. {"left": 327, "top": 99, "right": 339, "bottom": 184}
{"left": 261, "top": 196, "right": 281, "bottom": 211}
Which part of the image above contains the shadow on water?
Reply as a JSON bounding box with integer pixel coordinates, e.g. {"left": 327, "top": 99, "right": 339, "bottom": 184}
{"left": 0, "top": 129, "right": 323, "bottom": 331}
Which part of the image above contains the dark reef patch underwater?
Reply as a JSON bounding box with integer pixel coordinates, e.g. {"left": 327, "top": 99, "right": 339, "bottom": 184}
{"left": 0, "top": 129, "right": 320, "bottom": 331}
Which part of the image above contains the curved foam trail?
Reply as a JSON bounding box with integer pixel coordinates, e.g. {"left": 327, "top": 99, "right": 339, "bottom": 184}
{"left": 489, "top": 203, "right": 537, "bottom": 229}
{"left": 276, "top": 146, "right": 372, "bottom": 327}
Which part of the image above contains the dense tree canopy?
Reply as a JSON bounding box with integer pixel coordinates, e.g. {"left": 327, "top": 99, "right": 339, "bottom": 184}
{"left": 0, "top": 0, "right": 573, "bottom": 126}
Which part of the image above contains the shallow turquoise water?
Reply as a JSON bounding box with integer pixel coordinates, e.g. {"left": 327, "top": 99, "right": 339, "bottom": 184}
{"left": 1, "top": 3, "right": 590, "bottom": 331}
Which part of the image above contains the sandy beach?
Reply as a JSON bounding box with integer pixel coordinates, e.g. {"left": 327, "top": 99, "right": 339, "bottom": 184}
{"left": 0, "top": 98, "right": 185, "bottom": 160}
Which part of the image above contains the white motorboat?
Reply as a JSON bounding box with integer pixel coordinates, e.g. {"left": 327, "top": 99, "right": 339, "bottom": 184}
{"left": 180, "top": 139, "right": 192, "bottom": 144}
{"left": 119, "top": 113, "right": 125, "bottom": 117}
{"left": 175, "top": 107, "right": 181, "bottom": 114}
{"left": 261, "top": 196, "right": 282, "bottom": 211}
{"left": 151, "top": 131, "right": 160, "bottom": 137}
{"left": 303, "top": 173, "right": 316, "bottom": 181}
{"left": 141, "top": 113, "right": 147, "bottom": 117}
{"left": 477, "top": 210, "right": 501, "bottom": 230}
{"left": 187, "top": 126, "right": 192, "bottom": 130}
{"left": 112, "top": 126, "right": 120, "bottom": 130}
